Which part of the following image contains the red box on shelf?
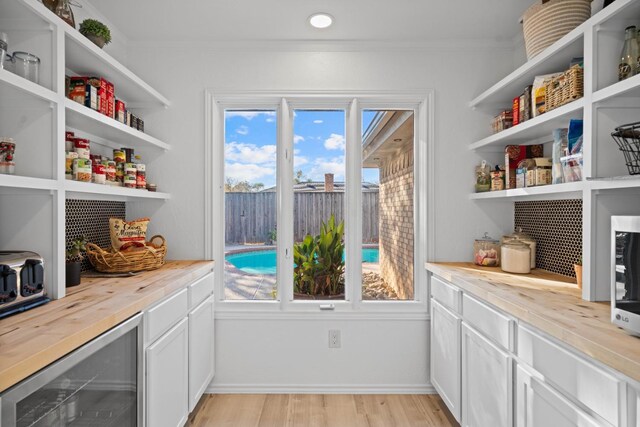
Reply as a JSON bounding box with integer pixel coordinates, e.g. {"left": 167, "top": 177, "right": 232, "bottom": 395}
{"left": 504, "top": 144, "right": 544, "bottom": 189}
{"left": 512, "top": 96, "right": 520, "bottom": 126}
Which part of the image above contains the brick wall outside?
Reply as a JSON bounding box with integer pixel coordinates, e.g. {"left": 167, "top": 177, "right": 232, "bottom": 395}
{"left": 379, "top": 149, "right": 414, "bottom": 299}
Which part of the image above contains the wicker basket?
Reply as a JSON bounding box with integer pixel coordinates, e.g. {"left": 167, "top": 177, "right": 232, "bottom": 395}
{"left": 521, "top": 0, "right": 591, "bottom": 60}
{"left": 87, "top": 235, "right": 167, "bottom": 273}
{"left": 544, "top": 64, "right": 584, "bottom": 112}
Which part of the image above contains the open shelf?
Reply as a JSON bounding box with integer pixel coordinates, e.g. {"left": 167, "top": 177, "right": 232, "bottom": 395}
{"left": 0, "top": 68, "right": 58, "bottom": 104}
{"left": 469, "top": 99, "right": 584, "bottom": 150}
{"left": 64, "top": 29, "right": 170, "bottom": 108}
{"left": 589, "top": 176, "right": 640, "bottom": 191}
{"left": 65, "top": 99, "right": 170, "bottom": 150}
{"left": 469, "top": 181, "right": 584, "bottom": 201}
{"left": 0, "top": 175, "right": 58, "bottom": 192}
{"left": 593, "top": 73, "right": 640, "bottom": 104}
{"left": 65, "top": 180, "right": 170, "bottom": 201}
{"left": 469, "top": 29, "right": 584, "bottom": 111}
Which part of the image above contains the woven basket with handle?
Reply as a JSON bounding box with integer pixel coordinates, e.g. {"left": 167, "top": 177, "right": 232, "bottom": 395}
{"left": 521, "top": 0, "right": 591, "bottom": 60}
{"left": 87, "top": 235, "right": 167, "bottom": 273}
{"left": 544, "top": 64, "right": 584, "bottom": 112}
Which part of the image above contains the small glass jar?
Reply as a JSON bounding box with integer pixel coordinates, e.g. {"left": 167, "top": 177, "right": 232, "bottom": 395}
{"left": 8, "top": 51, "right": 40, "bottom": 84}
{"left": 474, "top": 232, "right": 500, "bottom": 267}
{"left": 501, "top": 240, "right": 531, "bottom": 274}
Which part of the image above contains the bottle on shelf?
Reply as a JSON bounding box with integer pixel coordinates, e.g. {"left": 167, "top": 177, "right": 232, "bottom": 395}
{"left": 619, "top": 26, "right": 639, "bottom": 81}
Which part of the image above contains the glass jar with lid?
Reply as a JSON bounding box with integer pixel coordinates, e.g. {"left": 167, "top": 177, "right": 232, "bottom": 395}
{"left": 501, "top": 240, "right": 531, "bottom": 274}
{"left": 474, "top": 232, "right": 500, "bottom": 267}
{"left": 502, "top": 227, "right": 536, "bottom": 269}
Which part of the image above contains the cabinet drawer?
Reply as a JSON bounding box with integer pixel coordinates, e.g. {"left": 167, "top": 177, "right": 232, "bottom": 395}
{"left": 462, "top": 293, "right": 514, "bottom": 351}
{"left": 145, "top": 288, "right": 188, "bottom": 346}
{"left": 518, "top": 325, "right": 623, "bottom": 427}
{"left": 431, "top": 275, "right": 461, "bottom": 313}
{"left": 189, "top": 272, "right": 214, "bottom": 309}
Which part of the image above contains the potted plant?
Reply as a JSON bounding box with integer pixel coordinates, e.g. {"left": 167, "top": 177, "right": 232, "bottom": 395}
{"left": 79, "top": 19, "right": 112, "bottom": 49}
{"left": 66, "top": 235, "right": 87, "bottom": 287}
{"left": 574, "top": 257, "right": 583, "bottom": 289}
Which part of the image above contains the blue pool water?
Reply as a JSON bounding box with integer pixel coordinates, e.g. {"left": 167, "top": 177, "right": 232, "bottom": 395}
{"left": 226, "top": 248, "right": 379, "bottom": 275}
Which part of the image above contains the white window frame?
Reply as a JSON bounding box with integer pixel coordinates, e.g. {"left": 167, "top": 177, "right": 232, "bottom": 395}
{"left": 205, "top": 90, "right": 435, "bottom": 315}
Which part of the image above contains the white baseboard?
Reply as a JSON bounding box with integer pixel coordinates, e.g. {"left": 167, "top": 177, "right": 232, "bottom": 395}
{"left": 206, "top": 383, "right": 437, "bottom": 395}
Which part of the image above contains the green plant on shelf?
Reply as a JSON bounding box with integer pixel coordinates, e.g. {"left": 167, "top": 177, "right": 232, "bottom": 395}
{"left": 79, "top": 19, "right": 112, "bottom": 46}
{"left": 66, "top": 235, "right": 88, "bottom": 262}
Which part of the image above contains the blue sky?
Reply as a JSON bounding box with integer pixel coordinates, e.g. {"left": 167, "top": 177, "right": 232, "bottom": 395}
{"left": 224, "top": 110, "right": 379, "bottom": 189}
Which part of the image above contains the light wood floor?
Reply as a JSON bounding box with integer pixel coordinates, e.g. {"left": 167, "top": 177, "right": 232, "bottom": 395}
{"left": 189, "top": 394, "right": 459, "bottom": 427}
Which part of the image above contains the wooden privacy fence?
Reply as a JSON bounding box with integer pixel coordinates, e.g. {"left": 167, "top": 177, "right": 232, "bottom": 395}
{"left": 225, "top": 192, "right": 379, "bottom": 244}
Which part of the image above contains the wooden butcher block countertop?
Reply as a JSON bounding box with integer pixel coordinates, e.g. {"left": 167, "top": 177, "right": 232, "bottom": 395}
{"left": 426, "top": 262, "right": 640, "bottom": 384}
{"left": 0, "top": 260, "right": 214, "bottom": 393}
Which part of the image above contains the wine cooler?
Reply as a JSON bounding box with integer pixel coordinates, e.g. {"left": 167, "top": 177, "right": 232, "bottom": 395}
{"left": 0, "top": 313, "right": 142, "bottom": 426}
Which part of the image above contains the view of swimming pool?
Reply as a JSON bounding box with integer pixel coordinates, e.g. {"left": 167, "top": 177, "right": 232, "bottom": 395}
{"left": 225, "top": 248, "right": 379, "bottom": 275}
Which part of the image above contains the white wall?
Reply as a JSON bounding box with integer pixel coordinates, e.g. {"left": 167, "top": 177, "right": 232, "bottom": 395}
{"left": 124, "top": 41, "right": 515, "bottom": 391}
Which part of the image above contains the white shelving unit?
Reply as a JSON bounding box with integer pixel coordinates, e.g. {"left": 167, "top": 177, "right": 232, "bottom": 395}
{"left": 469, "top": 182, "right": 584, "bottom": 201}
{"left": 468, "top": 0, "right": 640, "bottom": 302}
{"left": 0, "top": 0, "right": 171, "bottom": 300}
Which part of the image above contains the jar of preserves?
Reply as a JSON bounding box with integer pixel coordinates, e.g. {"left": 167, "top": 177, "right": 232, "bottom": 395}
{"left": 474, "top": 232, "right": 500, "bottom": 267}
{"left": 0, "top": 137, "right": 16, "bottom": 175}
{"left": 501, "top": 240, "right": 531, "bottom": 274}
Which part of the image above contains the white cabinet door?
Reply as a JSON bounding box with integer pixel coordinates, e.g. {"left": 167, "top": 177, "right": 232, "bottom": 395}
{"left": 431, "top": 299, "right": 462, "bottom": 422}
{"left": 146, "top": 318, "right": 189, "bottom": 427}
{"left": 188, "top": 295, "right": 215, "bottom": 412}
{"left": 461, "top": 323, "right": 512, "bottom": 427}
{"left": 516, "top": 365, "right": 602, "bottom": 427}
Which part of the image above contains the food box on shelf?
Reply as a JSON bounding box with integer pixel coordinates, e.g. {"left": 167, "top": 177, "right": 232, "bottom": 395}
{"left": 505, "top": 144, "right": 543, "bottom": 189}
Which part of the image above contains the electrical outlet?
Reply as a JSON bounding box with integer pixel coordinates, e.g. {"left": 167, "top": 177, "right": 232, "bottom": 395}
{"left": 329, "top": 330, "right": 341, "bottom": 348}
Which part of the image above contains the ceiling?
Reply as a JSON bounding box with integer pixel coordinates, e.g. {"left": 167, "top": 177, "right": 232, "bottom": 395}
{"left": 87, "top": 0, "right": 532, "bottom": 43}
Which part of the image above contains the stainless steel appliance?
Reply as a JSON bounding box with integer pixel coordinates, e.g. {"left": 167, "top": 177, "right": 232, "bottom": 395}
{"left": 0, "top": 251, "right": 48, "bottom": 319}
{"left": 611, "top": 216, "right": 640, "bottom": 335}
{"left": 0, "top": 313, "right": 143, "bottom": 426}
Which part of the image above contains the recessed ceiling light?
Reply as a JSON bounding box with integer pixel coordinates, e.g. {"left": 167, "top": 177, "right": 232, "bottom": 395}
{"left": 309, "top": 13, "right": 333, "bottom": 29}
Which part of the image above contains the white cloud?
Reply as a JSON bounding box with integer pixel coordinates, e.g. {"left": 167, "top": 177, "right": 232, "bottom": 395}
{"left": 294, "top": 135, "right": 305, "bottom": 144}
{"left": 313, "top": 120, "right": 324, "bottom": 124}
{"left": 309, "top": 156, "right": 345, "bottom": 181}
{"left": 225, "top": 111, "right": 276, "bottom": 120}
{"left": 324, "top": 133, "right": 345, "bottom": 151}
{"left": 225, "top": 163, "right": 274, "bottom": 182}
{"left": 225, "top": 142, "right": 276, "bottom": 164}
{"left": 236, "top": 125, "right": 249, "bottom": 135}
{"left": 293, "top": 150, "right": 309, "bottom": 167}
{"left": 265, "top": 117, "right": 275, "bottom": 123}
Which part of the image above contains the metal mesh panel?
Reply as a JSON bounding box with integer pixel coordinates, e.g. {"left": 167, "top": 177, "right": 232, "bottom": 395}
{"left": 65, "top": 200, "right": 126, "bottom": 271}
{"left": 514, "top": 199, "right": 582, "bottom": 278}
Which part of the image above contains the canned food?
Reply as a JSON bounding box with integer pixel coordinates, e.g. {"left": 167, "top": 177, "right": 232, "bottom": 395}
{"left": 92, "top": 163, "right": 105, "bottom": 185}
{"left": 113, "top": 149, "right": 126, "bottom": 163}
{"left": 124, "top": 163, "right": 137, "bottom": 188}
{"left": 0, "top": 137, "right": 16, "bottom": 175}
{"left": 65, "top": 152, "right": 78, "bottom": 180}
{"left": 116, "top": 162, "right": 124, "bottom": 183}
{"left": 73, "top": 138, "right": 90, "bottom": 159}
{"left": 102, "top": 160, "right": 116, "bottom": 182}
{"left": 136, "top": 163, "right": 146, "bottom": 189}
{"left": 73, "top": 158, "right": 92, "bottom": 182}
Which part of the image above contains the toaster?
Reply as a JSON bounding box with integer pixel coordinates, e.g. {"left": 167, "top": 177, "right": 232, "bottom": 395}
{"left": 0, "top": 251, "right": 48, "bottom": 319}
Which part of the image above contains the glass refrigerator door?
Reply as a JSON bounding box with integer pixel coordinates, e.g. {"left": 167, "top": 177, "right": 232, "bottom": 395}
{"left": 1, "top": 314, "right": 141, "bottom": 427}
